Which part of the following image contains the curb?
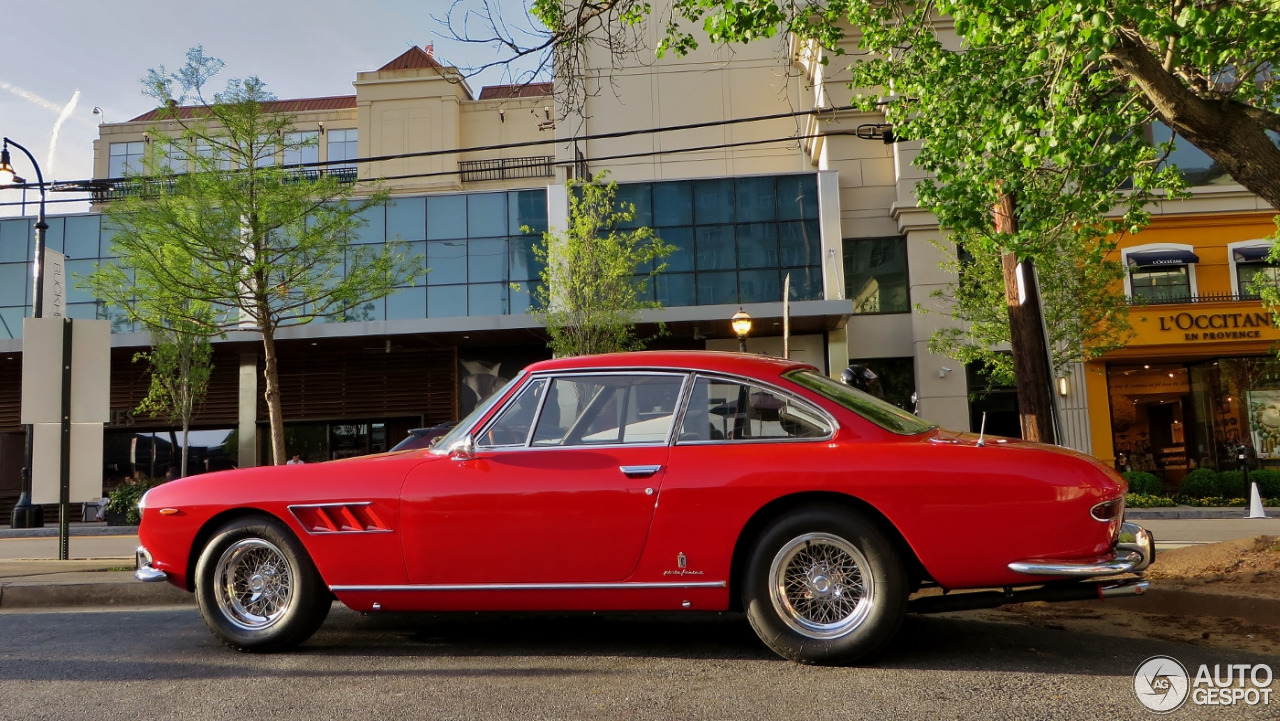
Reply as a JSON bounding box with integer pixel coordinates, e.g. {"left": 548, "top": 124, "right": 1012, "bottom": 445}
{"left": 0, "top": 525, "right": 138, "bottom": 539}
{"left": 1125, "top": 508, "right": 1279, "bottom": 520}
{"left": 0, "top": 576, "right": 193, "bottom": 609}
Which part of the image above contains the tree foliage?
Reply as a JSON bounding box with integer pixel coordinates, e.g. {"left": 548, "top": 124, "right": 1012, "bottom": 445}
{"left": 133, "top": 315, "right": 214, "bottom": 479}
{"left": 532, "top": 173, "right": 673, "bottom": 357}
{"left": 89, "top": 47, "right": 424, "bottom": 465}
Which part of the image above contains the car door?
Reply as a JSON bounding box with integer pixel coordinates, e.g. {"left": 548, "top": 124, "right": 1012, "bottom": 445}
{"left": 400, "top": 372, "right": 686, "bottom": 584}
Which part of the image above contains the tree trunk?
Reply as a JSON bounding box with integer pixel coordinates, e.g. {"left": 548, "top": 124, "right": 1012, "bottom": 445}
{"left": 180, "top": 422, "right": 190, "bottom": 479}
{"left": 261, "top": 329, "right": 286, "bottom": 465}
{"left": 995, "top": 192, "right": 1058, "bottom": 444}
{"left": 1110, "top": 30, "right": 1280, "bottom": 211}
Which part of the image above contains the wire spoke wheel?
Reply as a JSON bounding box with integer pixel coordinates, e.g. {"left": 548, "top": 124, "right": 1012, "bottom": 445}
{"left": 214, "top": 538, "right": 295, "bottom": 631}
{"left": 768, "top": 532, "right": 874, "bottom": 639}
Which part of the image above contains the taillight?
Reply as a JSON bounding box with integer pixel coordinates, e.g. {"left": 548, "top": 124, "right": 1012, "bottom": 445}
{"left": 1090, "top": 497, "right": 1124, "bottom": 522}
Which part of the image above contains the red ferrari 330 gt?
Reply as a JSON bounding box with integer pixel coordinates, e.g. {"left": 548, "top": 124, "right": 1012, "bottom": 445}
{"left": 136, "top": 351, "right": 1153, "bottom": 665}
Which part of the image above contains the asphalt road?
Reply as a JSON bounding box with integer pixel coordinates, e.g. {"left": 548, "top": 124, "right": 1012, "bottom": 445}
{"left": 0, "top": 605, "right": 1275, "bottom": 720}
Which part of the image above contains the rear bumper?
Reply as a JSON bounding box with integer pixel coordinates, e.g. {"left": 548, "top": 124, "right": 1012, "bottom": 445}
{"left": 1007, "top": 521, "right": 1154, "bottom": 578}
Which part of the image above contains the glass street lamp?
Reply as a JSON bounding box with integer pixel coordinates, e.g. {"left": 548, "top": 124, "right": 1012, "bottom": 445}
{"left": 1, "top": 137, "right": 49, "bottom": 528}
{"left": 731, "top": 308, "right": 752, "bottom": 352}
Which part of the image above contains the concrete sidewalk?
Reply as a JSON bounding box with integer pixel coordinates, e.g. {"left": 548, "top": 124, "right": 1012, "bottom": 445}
{"left": 1, "top": 511, "right": 1277, "bottom": 622}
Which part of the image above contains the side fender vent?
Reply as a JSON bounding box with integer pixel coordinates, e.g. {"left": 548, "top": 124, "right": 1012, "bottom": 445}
{"left": 289, "top": 502, "right": 391, "bottom": 534}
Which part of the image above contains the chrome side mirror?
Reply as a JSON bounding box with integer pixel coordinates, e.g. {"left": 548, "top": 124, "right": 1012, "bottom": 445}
{"left": 447, "top": 434, "right": 476, "bottom": 461}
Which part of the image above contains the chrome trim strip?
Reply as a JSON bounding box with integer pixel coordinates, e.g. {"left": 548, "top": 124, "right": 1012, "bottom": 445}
{"left": 287, "top": 501, "right": 373, "bottom": 511}
{"left": 1008, "top": 550, "right": 1143, "bottom": 577}
{"left": 620, "top": 464, "right": 663, "bottom": 478}
{"left": 1117, "top": 521, "right": 1155, "bottom": 573}
{"left": 329, "top": 580, "right": 727, "bottom": 592}
{"left": 136, "top": 564, "right": 167, "bottom": 583}
{"left": 1100, "top": 579, "right": 1148, "bottom": 598}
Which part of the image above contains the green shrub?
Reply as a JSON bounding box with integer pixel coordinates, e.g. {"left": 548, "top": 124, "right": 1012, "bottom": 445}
{"left": 1218, "top": 470, "right": 1248, "bottom": 499}
{"left": 1250, "top": 469, "right": 1280, "bottom": 498}
{"left": 1122, "top": 471, "right": 1163, "bottom": 496}
{"left": 1177, "top": 468, "right": 1220, "bottom": 499}
{"left": 106, "top": 477, "right": 165, "bottom": 525}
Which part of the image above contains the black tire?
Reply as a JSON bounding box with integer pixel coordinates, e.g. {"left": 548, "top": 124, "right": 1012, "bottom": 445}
{"left": 743, "top": 508, "right": 907, "bottom": 665}
{"left": 195, "top": 516, "right": 330, "bottom": 652}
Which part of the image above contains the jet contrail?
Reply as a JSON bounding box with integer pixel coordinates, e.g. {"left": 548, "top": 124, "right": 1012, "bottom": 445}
{"left": 0, "top": 79, "right": 64, "bottom": 114}
{"left": 47, "top": 90, "right": 81, "bottom": 177}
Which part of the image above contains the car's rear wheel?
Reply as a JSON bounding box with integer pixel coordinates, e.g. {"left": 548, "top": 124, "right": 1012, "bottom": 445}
{"left": 743, "top": 508, "right": 907, "bottom": 665}
{"left": 195, "top": 516, "right": 330, "bottom": 652}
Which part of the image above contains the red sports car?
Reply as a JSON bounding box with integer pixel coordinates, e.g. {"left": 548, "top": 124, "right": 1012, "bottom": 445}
{"left": 136, "top": 351, "right": 1153, "bottom": 664}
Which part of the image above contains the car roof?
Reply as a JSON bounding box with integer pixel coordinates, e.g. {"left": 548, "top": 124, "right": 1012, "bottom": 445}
{"left": 524, "top": 350, "right": 818, "bottom": 377}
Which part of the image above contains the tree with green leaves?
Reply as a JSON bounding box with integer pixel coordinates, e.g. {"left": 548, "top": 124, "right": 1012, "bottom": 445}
{"left": 133, "top": 316, "right": 214, "bottom": 479}
{"left": 532, "top": 173, "right": 673, "bottom": 357}
{"left": 89, "top": 47, "right": 423, "bottom": 465}
{"left": 460, "top": 0, "right": 1279, "bottom": 440}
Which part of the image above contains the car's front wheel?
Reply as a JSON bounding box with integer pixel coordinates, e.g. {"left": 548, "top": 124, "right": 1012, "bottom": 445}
{"left": 743, "top": 508, "right": 907, "bottom": 665}
{"left": 195, "top": 516, "right": 330, "bottom": 652}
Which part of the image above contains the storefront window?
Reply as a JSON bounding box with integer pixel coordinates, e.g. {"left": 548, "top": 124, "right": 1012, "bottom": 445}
{"left": 1130, "top": 265, "right": 1191, "bottom": 303}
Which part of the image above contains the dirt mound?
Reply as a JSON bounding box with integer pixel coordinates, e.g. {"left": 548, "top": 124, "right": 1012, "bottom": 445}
{"left": 1145, "top": 535, "right": 1280, "bottom": 598}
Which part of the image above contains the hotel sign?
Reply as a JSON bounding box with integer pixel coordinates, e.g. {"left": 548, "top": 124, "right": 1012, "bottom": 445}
{"left": 1155, "top": 310, "right": 1277, "bottom": 342}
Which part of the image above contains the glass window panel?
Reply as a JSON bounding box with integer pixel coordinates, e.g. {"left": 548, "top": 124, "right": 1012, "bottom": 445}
{"left": 345, "top": 297, "right": 384, "bottom": 322}
{"left": 0, "top": 264, "right": 29, "bottom": 306}
{"left": 0, "top": 219, "right": 31, "bottom": 262}
{"left": 428, "top": 284, "right": 467, "bottom": 318}
{"left": 656, "top": 273, "right": 696, "bottom": 307}
{"left": 66, "top": 259, "right": 99, "bottom": 303}
{"left": 739, "top": 269, "right": 781, "bottom": 304}
{"left": 693, "top": 179, "right": 735, "bottom": 224}
{"left": 480, "top": 378, "right": 547, "bottom": 447}
{"left": 508, "top": 236, "right": 542, "bottom": 282}
{"left": 386, "top": 197, "right": 425, "bottom": 241}
{"left": 658, "top": 227, "right": 694, "bottom": 272}
{"left": 697, "top": 271, "right": 738, "bottom": 305}
{"left": 735, "top": 177, "right": 776, "bottom": 223}
{"left": 468, "top": 238, "right": 508, "bottom": 283}
{"left": 508, "top": 189, "right": 548, "bottom": 234}
{"left": 1239, "top": 263, "right": 1280, "bottom": 298}
{"left": 736, "top": 223, "right": 778, "bottom": 269}
{"left": 468, "top": 283, "right": 508, "bottom": 316}
{"left": 108, "top": 141, "right": 145, "bottom": 177}
{"left": 467, "top": 193, "right": 508, "bottom": 238}
{"left": 786, "top": 267, "right": 823, "bottom": 301}
{"left": 695, "top": 225, "right": 736, "bottom": 271}
{"left": 1151, "top": 122, "right": 1232, "bottom": 187}
{"left": 99, "top": 223, "right": 118, "bottom": 258}
{"left": 779, "top": 220, "right": 821, "bottom": 267}
{"left": 397, "top": 240, "right": 427, "bottom": 277}
{"left": 66, "top": 302, "right": 101, "bottom": 320}
{"left": 427, "top": 195, "right": 467, "bottom": 239}
{"left": 63, "top": 216, "right": 100, "bottom": 258}
{"left": 43, "top": 218, "right": 65, "bottom": 254}
{"left": 427, "top": 241, "right": 467, "bottom": 284}
{"left": 0, "top": 306, "right": 24, "bottom": 339}
{"left": 631, "top": 274, "right": 655, "bottom": 303}
{"left": 845, "top": 236, "right": 910, "bottom": 314}
{"left": 1130, "top": 266, "right": 1190, "bottom": 302}
{"left": 652, "top": 181, "right": 693, "bottom": 226}
{"left": 283, "top": 131, "right": 320, "bottom": 168}
{"left": 614, "top": 183, "right": 653, "bottom": 230}
{"left": 351, "top": 205, "right": 386, "bottom": 244}
{"left": 776, "top": 175, "right": 819, "bottom": 220}
{"left": 386, "top": 286, "right": 426, "bottom": 320}
{"left": 682, "top": 377, "right": 830, "bottom": 443}
{"left": 509, "top": 284, "right": 533, "bottom": 315}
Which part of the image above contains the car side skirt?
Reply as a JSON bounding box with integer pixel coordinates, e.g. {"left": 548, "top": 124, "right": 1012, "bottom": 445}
{"left": 331, "top": 581, "right": 729, "bottom": 613}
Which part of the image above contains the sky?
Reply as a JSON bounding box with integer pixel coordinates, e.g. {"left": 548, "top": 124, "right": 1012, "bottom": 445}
{"left": 0, "top": 0, "right": 544, "bottom": 217}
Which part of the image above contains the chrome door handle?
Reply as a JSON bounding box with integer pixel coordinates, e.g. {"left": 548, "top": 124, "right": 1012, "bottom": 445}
{"left": 620, "top": 465, "right": 662, "bottom": 478}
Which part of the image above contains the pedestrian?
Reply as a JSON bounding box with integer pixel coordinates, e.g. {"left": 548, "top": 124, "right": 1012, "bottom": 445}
{"left": 287, "top": 454, "right": 305, "bottom": 465}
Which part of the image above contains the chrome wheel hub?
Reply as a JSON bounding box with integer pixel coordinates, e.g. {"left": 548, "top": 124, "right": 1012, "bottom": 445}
{"left": 769, "top": 532, "right": 874, "bottom": 639}
{"left": 213, "top": 538, "right": 294, "bottom": 632}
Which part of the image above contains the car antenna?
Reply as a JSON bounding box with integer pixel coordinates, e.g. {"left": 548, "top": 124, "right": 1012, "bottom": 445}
{"left": 976, "top": 412, "right": 987, "bottom": 447}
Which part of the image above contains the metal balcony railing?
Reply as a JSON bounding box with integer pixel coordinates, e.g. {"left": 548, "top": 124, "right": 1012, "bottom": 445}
{"left": 459, "top": 156, "right": 555, "bottom": 182}
{"left": 91, "top": 167, "right": 359, "bottom": 203}
{"left": 1127, "top": 291, "right": 1267, "bottom": 306}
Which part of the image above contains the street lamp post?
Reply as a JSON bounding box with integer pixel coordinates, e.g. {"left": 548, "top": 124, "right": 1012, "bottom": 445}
{"left": 730, "top": 307, "right": 752, "bottom": 353}
{"left": 1, "top": 137, "right": 49, "bottom": 528}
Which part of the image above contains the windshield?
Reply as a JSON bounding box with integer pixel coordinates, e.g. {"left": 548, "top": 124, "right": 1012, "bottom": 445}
{"left": 431, "top": 372, "right": 524, "bottom": 454}
{"left": 786, "top": 369, "right": 935, "bottom": 435}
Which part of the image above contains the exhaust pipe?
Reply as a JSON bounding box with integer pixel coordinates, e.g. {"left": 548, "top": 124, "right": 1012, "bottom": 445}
{"left": 908, "top": 579, "right": 1148, "bottom": 614}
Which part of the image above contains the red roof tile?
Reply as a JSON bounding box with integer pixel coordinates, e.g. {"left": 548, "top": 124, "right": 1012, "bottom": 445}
{"left": 378, "top": 45, "right": 443, "bottom": 72}
{"left": 478, "top": 82, "right": 553, "bottom": 100}
{"left": 129, "top": 95, "right": 357, "bottom": 122}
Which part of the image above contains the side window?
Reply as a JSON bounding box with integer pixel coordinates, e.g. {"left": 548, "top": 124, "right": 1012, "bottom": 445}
{"left": 478, "top": 378, "right": 546, "bottom": 447}
{"left": 681, "top": 377, "right": 831, "bottom": 442}
{"left": 531, "top": 374, "right": 684, "bottom": 447}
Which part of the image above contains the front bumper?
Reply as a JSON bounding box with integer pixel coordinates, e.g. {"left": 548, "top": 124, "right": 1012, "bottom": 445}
{"left": 135, "top": 546, "right": 167, "bottom": 583}
{"left": 1007, "top": 521, "right": 1154, "bottom": 578}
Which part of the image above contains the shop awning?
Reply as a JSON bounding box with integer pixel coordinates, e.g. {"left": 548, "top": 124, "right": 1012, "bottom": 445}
{"left": 1126, "top": 249, "right": 1200, "bottom": 267}
{"left": 1233, "top": 245, "right": 1275, "bottom": 262}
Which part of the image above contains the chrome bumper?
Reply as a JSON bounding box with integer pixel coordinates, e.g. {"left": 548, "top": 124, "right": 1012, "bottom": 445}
{"left": 1008, "top": 521, "right": 1155, "bottom": 578}
{"left": 134, "top": 546, "right": 166, "bottom": 583}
